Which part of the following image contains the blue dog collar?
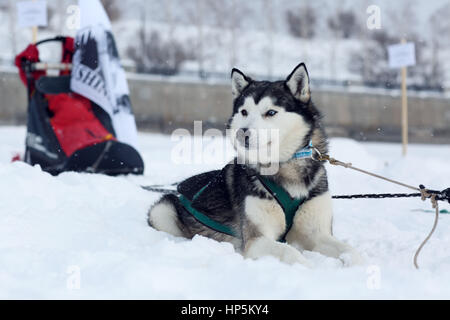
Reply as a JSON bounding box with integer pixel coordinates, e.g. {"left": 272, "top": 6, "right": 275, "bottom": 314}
{"left": 292, "top": 140, "right": 313, "bottom": 159}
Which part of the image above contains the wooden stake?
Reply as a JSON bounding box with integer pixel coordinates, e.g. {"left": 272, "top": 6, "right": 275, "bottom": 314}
{"left": 401, "top": 38, "right": 408, "bottom": 156}
{"left": 32, "top": 26, "right": 38, "bottom": 44}
{"left": 32, "top": 0, "right": 37, "bottom": 44}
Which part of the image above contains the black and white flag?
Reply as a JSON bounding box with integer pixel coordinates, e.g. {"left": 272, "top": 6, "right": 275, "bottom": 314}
{"left": 71, "top": 0, "right": 138, "bottom": 149}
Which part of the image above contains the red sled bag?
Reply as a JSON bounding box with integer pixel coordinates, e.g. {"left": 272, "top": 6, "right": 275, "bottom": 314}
{"left": 15, "top": 36, "right": 144, "bottom": 175}
{"left": 47, "top": 93, "right": 116, "bottom": 157}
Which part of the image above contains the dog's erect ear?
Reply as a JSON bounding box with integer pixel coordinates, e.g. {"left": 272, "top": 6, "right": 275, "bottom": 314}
{"left": 231, "top": 68, "right": 251, "bottom": 99}
{"left": 285, "top": 63, "right": 311, "bottom": 103}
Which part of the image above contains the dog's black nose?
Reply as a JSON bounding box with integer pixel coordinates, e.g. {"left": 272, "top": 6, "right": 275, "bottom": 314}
{"left": 237, "top": 128, "right": 250, "bottom": 136}
{"left": 244, "top": 136, "right": 250, "bottom": 148}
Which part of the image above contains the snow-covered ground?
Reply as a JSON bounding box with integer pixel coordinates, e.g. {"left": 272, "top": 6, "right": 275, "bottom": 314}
{"left": 1, "top": 126, "right": 449, "bottom": 299}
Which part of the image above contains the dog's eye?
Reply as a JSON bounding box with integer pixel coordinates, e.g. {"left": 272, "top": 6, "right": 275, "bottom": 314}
{"left": 241, "top": 109, "right": 248, "bottom": 117}
{"left": 265, "top": 110, "right": 278, "bottom": 117}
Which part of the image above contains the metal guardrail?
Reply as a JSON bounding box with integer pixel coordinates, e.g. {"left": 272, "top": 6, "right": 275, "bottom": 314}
{"left": 142, "top": 69, "right": 446, "bottom": 93}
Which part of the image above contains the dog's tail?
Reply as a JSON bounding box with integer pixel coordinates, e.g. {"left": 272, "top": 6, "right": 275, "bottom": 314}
{"left": 148, "top": 194, "right": 185, "bottom": 237}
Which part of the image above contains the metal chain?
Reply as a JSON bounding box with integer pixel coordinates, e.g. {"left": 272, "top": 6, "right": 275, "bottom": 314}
{"left": 143, "top": 185, "right": 450, "bottom": 203}
{"left": 332, "top": 193, "right": 423, "bottom": 200}
{"left": 143, "top": 186, "right": 450, "bottom": 203}
{"left": 333, "top": 192, "right": 450, "bottom": 202}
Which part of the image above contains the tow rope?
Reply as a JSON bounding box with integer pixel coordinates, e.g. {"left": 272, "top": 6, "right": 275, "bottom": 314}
{"left": 311, "top": 148, "right": 450, "bottom": 269}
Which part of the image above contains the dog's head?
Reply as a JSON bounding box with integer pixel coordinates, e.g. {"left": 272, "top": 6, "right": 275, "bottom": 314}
{"left": 228, "top": 63, "right": 320, "bottom": 166}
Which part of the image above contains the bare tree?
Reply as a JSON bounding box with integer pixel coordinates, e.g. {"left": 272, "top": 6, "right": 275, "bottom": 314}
{"left": 286, "top": 5, "right": 316, "bottom": 39}
{"left": 43, "top": 3, "right": 55, "bottom": 30}
{"left": 128, "top": 1, "right": 194, "bottom": 76}
{"left": 349, "top": 30, "right": 398, "bottom": 87}
{"left": 327, "top": 6, "right": 361, "bottom": 79}
{"left": 327, "top": 10, "right": 360, "bottom": 39}
{"left": 425, "top": 3, "right": 450, "bottom": 90}
{"left": 0, "top": 0, "right": 8, "bottom": 11}
{"left": 263, "top": 0, "right": 275, "bottom": 78}
{"left": 430, "top": 3, "right": 450, "bottom": 46}
{"left": 56, "top": 0, "right": 68, "bottom": 32}
{"left": 163, "top": 0, "right": 178, "bottom": 73}
{"left": 204, "top": 0, "right": 249, "bottom": 71}
{"left": 127, "top": 30, "right": 193, "bottom": 75}
{"left": 387, "top": 0, "right": 418, "bottom": 40}
{"left": 196, "top": 0, "right": 205, "bottom": 77}
{"left": 100, "top": 0, "right": 121, "bottom": 22}
{"left": 7, "top": 0, "right": 17, "bottom": 59}
{"left": 178, "top": 0, "right": 206, "bottom": 77}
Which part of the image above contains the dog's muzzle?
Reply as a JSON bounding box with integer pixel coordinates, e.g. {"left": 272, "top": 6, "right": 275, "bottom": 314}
{"left": 236, "top": 128, "right": 251, "bottom": 149}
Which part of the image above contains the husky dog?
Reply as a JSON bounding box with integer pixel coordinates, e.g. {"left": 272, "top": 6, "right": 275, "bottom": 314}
{"left": 148, "top": 63, "right": 362, "bottom": 267}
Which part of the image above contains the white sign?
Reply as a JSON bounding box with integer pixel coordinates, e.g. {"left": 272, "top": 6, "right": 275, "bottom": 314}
{"left": 16, "top": 1, "right": 48, "bottom": 28}
{"left": 388, "top": 42, "right": 416, "bottom": 69}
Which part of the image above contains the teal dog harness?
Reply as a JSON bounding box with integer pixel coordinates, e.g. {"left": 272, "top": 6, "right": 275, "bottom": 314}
{"left": 178, "top": 141, "right": 313, "bottom": 242}
{"left": 179, "top": 175, "right": 306, "bottom": 242}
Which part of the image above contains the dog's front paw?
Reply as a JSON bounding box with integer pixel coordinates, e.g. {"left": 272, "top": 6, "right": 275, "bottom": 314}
{"left": 339, "top": 251, "right": 365, "bottom": 267}
{"left": 280, "top": 247, "right": 313, "bottom": 268}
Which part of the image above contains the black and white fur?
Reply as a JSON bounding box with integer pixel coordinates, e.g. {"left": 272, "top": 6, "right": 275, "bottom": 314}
{"left": 148, "top": 63, "right": 362, "bottom": 267}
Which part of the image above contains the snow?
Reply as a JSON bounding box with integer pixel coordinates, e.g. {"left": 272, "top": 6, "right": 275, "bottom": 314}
{"left": 0, "top": 126, "right": 450, "bottom": 299}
